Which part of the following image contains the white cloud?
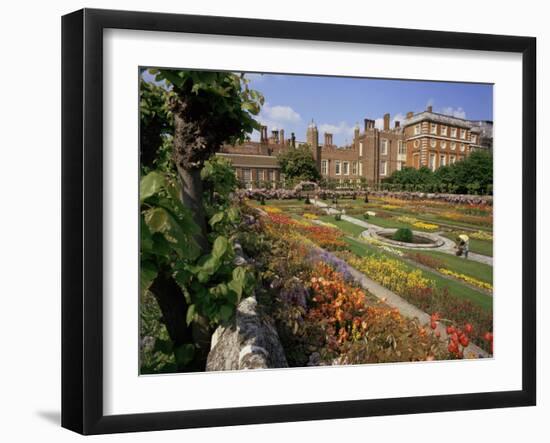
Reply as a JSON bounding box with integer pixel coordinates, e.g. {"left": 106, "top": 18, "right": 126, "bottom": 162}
{"left": 258, "top": 103, "right": 301, "bottom": 130}
{"left": 440, "top": 106, "right": 467, "bottom": 119}
{"left": 318, "top": 121, "right": 355, "bottom": 137}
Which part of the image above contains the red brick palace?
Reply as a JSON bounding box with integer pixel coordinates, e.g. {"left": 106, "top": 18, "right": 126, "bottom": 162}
{"left": 217, "top": 106, "right": 492, "bottom": 187}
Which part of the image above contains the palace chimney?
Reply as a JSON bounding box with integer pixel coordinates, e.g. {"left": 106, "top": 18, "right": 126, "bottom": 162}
{"left": 279, "top": 129, "right": 285, "bottom": 145}
{"left": 364, "top": 118, "right": 375, "bottom": 131}
{"left": 271, "top": 129, "right": 279, "bottom": 144}
{"left": 395, "top": 121, "right": 400, "bottom": 128}
{"left": 260, "top": 125, "right": 268, "bottom": 143}
{"left": 427, "top": 105, "right": 433, "bottom": 112}
{"left": 383, "top": 113, "right": 390, "bottom": 131}
{"left": 324, "top": 133, "right": 333, "bottom": 146}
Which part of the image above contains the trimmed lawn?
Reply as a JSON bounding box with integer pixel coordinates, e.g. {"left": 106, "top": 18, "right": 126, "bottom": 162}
{"left": 404, "top": 250, "right": 493, "bottom": 284}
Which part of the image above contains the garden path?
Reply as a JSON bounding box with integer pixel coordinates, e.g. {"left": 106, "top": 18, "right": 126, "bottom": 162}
{"left": 311, "top": 198, "right": 493, "bottom": 266}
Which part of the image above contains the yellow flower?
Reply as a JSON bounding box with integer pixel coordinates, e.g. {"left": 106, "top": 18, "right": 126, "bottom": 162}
{"left": 438, "top": 268, "right": 493, "bottom": 291}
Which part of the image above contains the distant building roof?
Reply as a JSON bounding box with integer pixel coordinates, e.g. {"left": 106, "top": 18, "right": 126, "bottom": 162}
{"left": 404, "top": 111, "right": 477, "bottom": 129}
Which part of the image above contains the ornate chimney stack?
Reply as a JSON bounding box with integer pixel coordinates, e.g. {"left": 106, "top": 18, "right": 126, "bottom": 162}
{"left": 427, "top": 105, "right": 433, "bottom": 112}
{"left": 383, "top": 113, "right": 390, "bottom": 131}
{"left": 279, "top": 129, "right": 285, "bottom": 145}
{"left": 260, "top": 125, "right": 268, "bottom": 143}
{"left": 324, "top": 133, "right": 333, "bottom": 146}
{"left": 271, "top": 129, "right": 279, "bottom": 144}
{"left": 291, "top": 132, "right": 296, "bottom": 148}
{"left": 364, "top": 118, "right": 375, "bottom": 131}
{"left": 354, "top": 122, "right": 360, "bottom": 139}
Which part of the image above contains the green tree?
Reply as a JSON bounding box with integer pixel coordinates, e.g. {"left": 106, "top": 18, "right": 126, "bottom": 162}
{"left": 277, "top": 144, "right": 321, "bottom": 182}
{"left": 151, "top": 69, "right": 264, "bottom": 254}
{"left": 139, "top": 78, "right": 173, "bottom": 171}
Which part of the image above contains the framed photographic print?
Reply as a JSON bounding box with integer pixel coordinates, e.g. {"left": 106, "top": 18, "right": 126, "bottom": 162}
{"left": 61, "top": 8, "right": 536, "bottom": 435}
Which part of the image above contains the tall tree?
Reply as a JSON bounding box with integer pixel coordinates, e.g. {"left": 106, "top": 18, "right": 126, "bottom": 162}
{"left": 151, "top": 69, "right": 264, "bottom": 253}
{"left": 277, "top": 144, "right": 321, "bottom": 182}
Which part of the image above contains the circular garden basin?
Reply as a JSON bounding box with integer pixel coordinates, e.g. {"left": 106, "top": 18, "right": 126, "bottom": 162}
{"left": 370, "top": 228, "right": 444, "bottom": 249}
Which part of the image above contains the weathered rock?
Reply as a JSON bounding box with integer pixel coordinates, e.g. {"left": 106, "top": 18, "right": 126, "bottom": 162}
{"left": 206, "top": 297, "right": 288, "bottom": 371}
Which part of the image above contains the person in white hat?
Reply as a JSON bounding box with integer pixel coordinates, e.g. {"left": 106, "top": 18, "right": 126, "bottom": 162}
{"left": 458, "top": 234, "right": 470, "bottom": 259}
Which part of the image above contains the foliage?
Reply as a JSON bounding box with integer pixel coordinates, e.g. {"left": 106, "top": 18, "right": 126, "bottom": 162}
{"left": 173, "top": 236, "right": 256, "bottom": 325}
{"left": 277, "top": 145, "right": 321, "bottom": 182}
{"left": 393, "top": 227, "right": 413, "bottom": 243}
{"left": 384, "top": 151, "right": 493, "bottom": 195}
{"left": 140, "top": 171, "right": 201, "bottom": 296}
{"left": 150, "top": 69, "right": 264, "bottom": 168}
{"left": 139, "top": 78, "right": 173, "bottom": 172}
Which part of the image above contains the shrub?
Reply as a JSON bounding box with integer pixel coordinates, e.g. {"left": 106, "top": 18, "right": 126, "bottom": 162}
{"left": 393, "top": 227, "right": 413, "bottom": 243}
{"left": 363, "top": 212, "right": 370, "bottom": 220}
{"left": 334, "top": 213, "right": 342, "bottom": 221}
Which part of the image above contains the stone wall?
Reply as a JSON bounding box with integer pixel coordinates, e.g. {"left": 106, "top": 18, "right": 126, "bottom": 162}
{"left": 206, "top": 296, "right": 288, "bottom": 371}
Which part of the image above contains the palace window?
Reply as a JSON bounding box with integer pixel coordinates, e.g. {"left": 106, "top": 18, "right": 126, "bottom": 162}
{"left": 359, "top": 141, "right": 363, "bottom": 156}
{"left": 414, "top": 124, "right": 421, "bottom": 135}
{"left": 451, "top": 127, "right": 457, "bottom": 138}
{"left": 430, "top": 138, "right": 437, "bottom": 148}
{"left": 381, "top": 139, "right": 389, "bottom": 155}
{"left": 243, "top": 169, "right": 252, "bottom": 189}
{"left": 451, "top": 142, "right": 457, "bottom": 151}
{"left": 414, "top": 140, "right": 420, "bottom": 148}
{"left": 471, "top": 134, "right": 477, "bottom": 143}
{"left": 460, "top": 143, "right": 466, "bottom": 152}
{"left": 380, "top": 160, "right": 387, "bottom": 176}
{"left": 397, "top": 161, "right": 404, "bottom": 171}
{"left": 441, "top": 141, "right": 447, "bottom": 150}
{"left": 460, "top": 129, "right": 466, "bottom": 139}
{"left": 269, "top": 170, "right": 275, "bottom": 182}
{"left": 343, "top": 161, "right": 350, "bottom": 175}
{"left": 335, "top": 160, "right": 341, "bottom": 175}
{"left": 321, "top": 160, "right": 328, "bottom": 175}
{"left": 352, "top": 161, "right": 358, "bottom": 175}
{"left": 440, "top": 155, "right": 446, "bottom": 167}
{"left": 429, "top": 153, "right": 436, "bottom": 171}
{"left": 258, "top": 169, "right": 265, "bottom": 181}
{"left": 450, "top": 155, "right": 456, "bottom": 164}
{"left": 398, "top": 140, "right": 406, "bottom": 155}
{"left": 430, "top": 123, "right": 437, "bottom": 134}
{"left": 441, "top": 125, "right": 448, "bottom": 136}
{"left": 359, "top": 162, "right": 363, "bottom": 176}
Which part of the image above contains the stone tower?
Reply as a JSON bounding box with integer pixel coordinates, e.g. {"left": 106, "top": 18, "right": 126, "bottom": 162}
{"left": 306, "top": 119, "right": 321, "bottom": 172}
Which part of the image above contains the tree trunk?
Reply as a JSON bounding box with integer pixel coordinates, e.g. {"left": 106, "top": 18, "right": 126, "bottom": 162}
{"left": 150, "top": 271, "right": 191, "bottom": 345}
{"left": 176, "top": 165, "right": 209, "bottom": 254}
{"left": 151, "top": 270, "right": 210, "bottom": 372}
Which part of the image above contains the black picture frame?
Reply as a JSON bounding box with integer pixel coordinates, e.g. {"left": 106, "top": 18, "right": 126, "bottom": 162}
{"left": 61, "top": 8, "right": 537, "bottom": 435}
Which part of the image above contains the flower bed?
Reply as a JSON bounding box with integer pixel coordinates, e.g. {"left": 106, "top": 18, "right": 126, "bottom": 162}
{"left": 251, "top": 210, "right": 451, "bottom": 365}
{"left": 438, "top": 268, "right": 493, "bottom": 291}
{"left": 345, "top": 252, "right": 493, "bottom": 353}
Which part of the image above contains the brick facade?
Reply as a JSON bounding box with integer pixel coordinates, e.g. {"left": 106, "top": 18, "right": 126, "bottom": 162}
{"left": 217, "top": 107, "right": 492, "bottom": 187}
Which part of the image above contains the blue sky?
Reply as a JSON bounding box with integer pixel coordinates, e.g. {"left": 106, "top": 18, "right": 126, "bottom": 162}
{"left": 244, "top": 73, "right": 493, "bottom": 146}
{"left": 141, "top": 69, "right": 493, "bottom": 147}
